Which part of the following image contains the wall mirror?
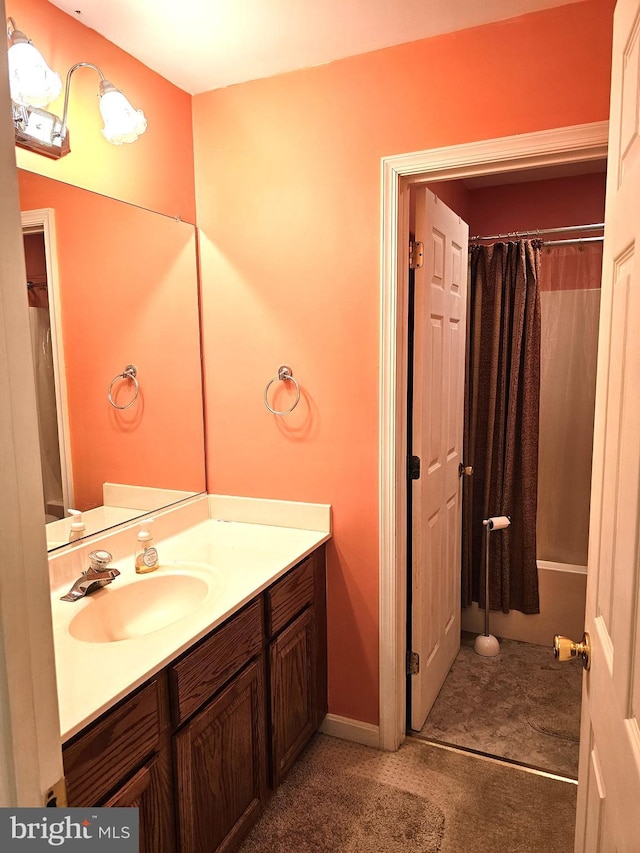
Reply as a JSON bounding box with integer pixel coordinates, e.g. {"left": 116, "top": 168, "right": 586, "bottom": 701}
{"left": 19, "top": 169, "right": 206, "bottom": 551}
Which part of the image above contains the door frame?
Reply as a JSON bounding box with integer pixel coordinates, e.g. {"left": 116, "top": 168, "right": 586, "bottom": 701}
{"left": 21, "top": 207, "right": 75, "bottom": 517}
{"left": 378, "top": 120, "right": 609, "bottom": 751}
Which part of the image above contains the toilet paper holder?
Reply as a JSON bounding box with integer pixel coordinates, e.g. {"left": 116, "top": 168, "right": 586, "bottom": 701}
{"left": 475, "top": 515, "right": 511, "bottom": 657}
{"left": 483, "top": 515, "right": 511, "bottom": 530}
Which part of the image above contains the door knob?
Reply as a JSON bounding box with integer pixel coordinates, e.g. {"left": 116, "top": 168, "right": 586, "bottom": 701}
{"left": 458, "top": 463, "right": 473, "bottom": 477}
{"left": 553, "top": 632, "right": 591, "bottom": 671}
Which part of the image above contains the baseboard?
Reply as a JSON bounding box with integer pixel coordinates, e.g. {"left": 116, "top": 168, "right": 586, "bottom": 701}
{"left": 319, "top": 713, "right": 380, "bottom": 748}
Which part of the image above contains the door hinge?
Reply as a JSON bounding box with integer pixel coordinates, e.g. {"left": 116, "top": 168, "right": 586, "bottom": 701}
{"left": 409, "top": 240, "right": 424, "bottom": 270}
{"left": 44, "top": 776, "right": 68, "bottom": 807}
{"left": 408, "top": 455, "right": 421, "bottom": 480}
{"left": 407, "top": 651, "right": 420, "bottom": 676}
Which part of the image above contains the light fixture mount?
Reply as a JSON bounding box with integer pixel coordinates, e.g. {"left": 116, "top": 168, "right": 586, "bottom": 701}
{"left": 12, "top": 102, "right": 70, "bottom": 159}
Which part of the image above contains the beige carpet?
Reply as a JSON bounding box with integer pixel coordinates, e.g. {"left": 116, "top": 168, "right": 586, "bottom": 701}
{"left": 240, "top": 734, "right": 577, "bottom": 853}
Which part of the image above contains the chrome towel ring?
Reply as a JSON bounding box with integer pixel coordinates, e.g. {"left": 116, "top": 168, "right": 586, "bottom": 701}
{"left": 108, "top": 364, "right": 139, "bottom": 410}
{"left": 264, "top": 365, "right": 300, "bottom": 416}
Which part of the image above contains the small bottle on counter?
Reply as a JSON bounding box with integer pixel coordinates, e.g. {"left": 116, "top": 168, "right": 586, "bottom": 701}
{"left": 68, "top": 509, "right": 85, "bottom": 543}
{"left": 135, "top": 518, "right": 159, "bottom": 574}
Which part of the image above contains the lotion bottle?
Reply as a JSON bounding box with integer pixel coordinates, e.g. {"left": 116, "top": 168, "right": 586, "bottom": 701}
{"left": 68, "top": 509, "right": 85, "bottom": 542}
{"left": 135, "top": 518, "right": 159, "bottom": 574}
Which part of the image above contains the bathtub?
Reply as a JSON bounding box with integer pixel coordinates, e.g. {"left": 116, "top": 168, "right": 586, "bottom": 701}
{"left": 460, "top": 560, "right": 587, "bottom": 646}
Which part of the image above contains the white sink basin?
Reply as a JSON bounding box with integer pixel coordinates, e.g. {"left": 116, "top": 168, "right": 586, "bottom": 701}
{"left": 68, "top": 568, "right": 217, "bottom": 643}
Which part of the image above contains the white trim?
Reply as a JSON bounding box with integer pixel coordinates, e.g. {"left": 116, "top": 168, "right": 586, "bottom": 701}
{"left": 208, "top": 494, "right": 332, "bottom": 532}
{"left": 378, "top": 121, "right": 609, "bottom": 752}
{"left": 382, "top": 121, "right": 609, "bottom": 181}
{"left": 319, "top": 713, "right": 380, "bottom": 748}
{"left": 103, "top": 483, "right": 198, "bottom": 510}
{"left": 536, "top": 560, "right": 588, "bottom": 575}
{"left": 21, "top": 208, "right": 75, "bottom": 514}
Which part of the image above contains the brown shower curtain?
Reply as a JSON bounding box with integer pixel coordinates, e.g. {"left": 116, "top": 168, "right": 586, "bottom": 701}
{"left": 462, "top": 240, "right": 541, "bottom": 614}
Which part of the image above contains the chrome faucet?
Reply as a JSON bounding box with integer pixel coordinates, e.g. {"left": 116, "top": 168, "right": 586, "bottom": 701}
{"left": 60, "top": 550, "right": 120, "bottom": 602}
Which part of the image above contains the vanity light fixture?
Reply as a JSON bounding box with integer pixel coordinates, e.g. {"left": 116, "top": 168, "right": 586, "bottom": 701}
{"left": 6, "top": 17, "right": 147, "bottom": 160}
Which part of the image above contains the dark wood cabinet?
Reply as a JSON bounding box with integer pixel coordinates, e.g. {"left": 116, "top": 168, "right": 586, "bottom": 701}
{"left": 170, "top": 598, "right": 267, "bottom": 853}
{"left": 103, "top": 749, "right": 176, "bottom": 853}
{"left": 266, "top": 547, "right": 327, "bottom": 787}
{"left": 174, "top": 659, "right": 267, "bottom": 853}
{"left": 168, "top": 598, "right": 264, "bottom": 726}
{"left": 63, "top": 674, "right": 177, "bottom": 853}
{"left": 62, "top": 544, "right": 327, "bottom": 853}
{"left": 269, "top": 607, "right": 317, "bottom": 785}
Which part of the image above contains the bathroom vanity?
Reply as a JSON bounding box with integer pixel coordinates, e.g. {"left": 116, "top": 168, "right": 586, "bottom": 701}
{"left": 49, "top": 497, "right": 330, "bottom": 853}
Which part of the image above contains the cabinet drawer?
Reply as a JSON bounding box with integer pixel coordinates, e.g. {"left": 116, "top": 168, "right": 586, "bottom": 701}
{"left": 266, "top": 554, "right": 316, "bottom": 638}
{"left": 169, "top": 598, "right": 264, "bottom": 725}
{"left": 64, "top": 677, "right": 164, "bottom": 807}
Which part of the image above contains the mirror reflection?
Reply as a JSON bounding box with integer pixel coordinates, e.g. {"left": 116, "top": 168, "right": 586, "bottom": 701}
{"left": 19, "top": 169, "right": 206, "bottom": 551}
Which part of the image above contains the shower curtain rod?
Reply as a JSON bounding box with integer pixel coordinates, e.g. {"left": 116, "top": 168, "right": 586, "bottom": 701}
{"left": 542, "top": 235, "right": 604, "bottom": 246}
{"left": 470, "top": 222, "right": 605, "bottom": 241}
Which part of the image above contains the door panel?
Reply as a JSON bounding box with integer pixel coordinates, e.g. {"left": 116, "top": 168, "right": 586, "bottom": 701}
{"left": 410, "top": 188, "right": 469, "bottom": 731}
{"left": 574, "top": 1, "right": 640, "bottom": 849}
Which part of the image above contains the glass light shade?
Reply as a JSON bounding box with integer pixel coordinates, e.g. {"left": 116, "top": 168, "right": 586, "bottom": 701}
{"left": 99, "top": 84, "right": 147, "bottom": 145}
{"left": 8, "top": 40, "right": 62, "bottom": 108}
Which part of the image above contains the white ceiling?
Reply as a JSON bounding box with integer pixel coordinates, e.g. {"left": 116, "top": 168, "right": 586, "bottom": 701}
{"left": 48, "top": 0, "right": 584, "bottom": 95}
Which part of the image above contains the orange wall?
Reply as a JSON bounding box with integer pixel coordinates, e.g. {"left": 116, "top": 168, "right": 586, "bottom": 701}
{"left": 9, "top": 0, "right": 195, "bottom": 221}
{"left": 192, "top": 0, "right": 615, "bottom": 725}
{"left": 467, "top": 172, "right": 607, "bottom": 239}
{"left": 19, "top": 170, "right": 206, "bottom": 509}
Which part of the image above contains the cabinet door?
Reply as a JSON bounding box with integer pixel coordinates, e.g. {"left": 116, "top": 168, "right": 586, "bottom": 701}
{"left": 103, "top": 750, "right": 176, "bottom": 853}
{"left": 269, "top": 607, "right": 317, "bottom": 786}
{"left": 174, "top": 658, "right": 267, "bottom": 853}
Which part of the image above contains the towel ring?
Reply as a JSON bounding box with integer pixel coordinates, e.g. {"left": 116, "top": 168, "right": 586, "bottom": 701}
{"left": 264, "top": 365, "right": 300, "bottom": 416}
{"left": 108, "top": 364, "right": 139, "bottom": 410}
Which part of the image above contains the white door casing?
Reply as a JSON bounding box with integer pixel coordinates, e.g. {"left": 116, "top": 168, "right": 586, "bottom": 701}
{"left": 21, "top": 208, "right": 75, "bottom": 517}
{"left": 410, "top": 188, "right": 468, "bottom": 730}
{"left": 574, "top": 1, "right": 640, "bottom": 850}
{"left": 379, "top": 120, "right": 608, "bottom": 752}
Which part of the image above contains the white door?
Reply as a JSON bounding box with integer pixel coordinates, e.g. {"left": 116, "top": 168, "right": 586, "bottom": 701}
{"left": 573, "top": 0, "right": 640, "bottom": 849}
{"left": 410, "top": 187, "right": 469, "bottom": 730}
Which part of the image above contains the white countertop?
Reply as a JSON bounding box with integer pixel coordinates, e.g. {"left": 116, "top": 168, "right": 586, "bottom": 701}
{"left": 51, "top": 516, "right": 330, "bottom": 741}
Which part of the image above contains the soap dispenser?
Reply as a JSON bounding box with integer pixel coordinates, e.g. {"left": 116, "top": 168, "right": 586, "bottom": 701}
{"left": 68, "top": 509, "right": 85, "bottom": 542}
{"left": 135, "top": 518, "right": 159, "bottom": 574}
